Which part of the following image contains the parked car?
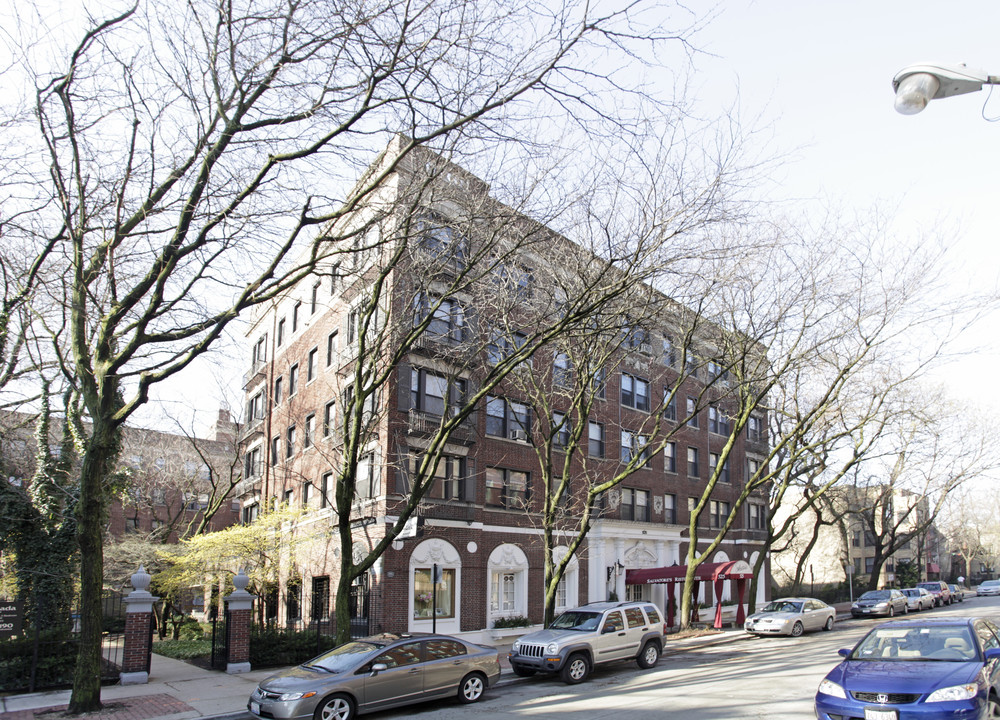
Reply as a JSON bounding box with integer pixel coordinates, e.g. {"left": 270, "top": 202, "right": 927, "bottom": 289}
{"left": 949, "top": 584, "right": 966, "bottom": 602}
{"left": 851, "top": 589, "right": 908, "bottom": 618}
{"left": 901, "top": 587, "right": 935, "bottom": 612}
{"left": 979, "top": 579, "right": 1000, "bottom": 596}
{"left": 507, "top": 601, "right": 665, "bottom": 684}
{"left": 917, "top": 580, "right": 953, "bottom": 607}
{"left": 247, "top": 632, "right": 500, "bottom": 720}
{"left": 744, "top": 597, "right": 836, "bottom": 637}
{"left": 815, "top": 617, "right": 1000, "bottom": 720}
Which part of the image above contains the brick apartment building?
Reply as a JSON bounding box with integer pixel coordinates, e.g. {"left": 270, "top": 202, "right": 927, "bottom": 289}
{"left": 236, "top": 138, "right": 770, "bottom": 640}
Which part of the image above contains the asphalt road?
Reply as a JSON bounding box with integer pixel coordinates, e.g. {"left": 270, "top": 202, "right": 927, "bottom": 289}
{"left": 239, "top": 595, "right": 1000, "bottom": 720}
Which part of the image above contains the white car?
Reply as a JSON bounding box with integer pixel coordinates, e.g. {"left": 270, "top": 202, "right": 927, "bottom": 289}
{"left": 744, "top": 597, "right": 835, "bottom": 637}
{"left": 901, "top": 587, "right": 934, "bottom": 611}
{"left": 978, "top": 579, "right": 1000, "bottom": 596}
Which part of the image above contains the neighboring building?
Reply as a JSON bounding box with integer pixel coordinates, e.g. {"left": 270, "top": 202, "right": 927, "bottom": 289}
{"left": 771, "top": 485, "right": 943, "bottom": 594}
{"left": 236, "top": 139, "right": 770, "bottom": 640}
{"left": 1, "top": 408, "right": 241, "bottom": 543}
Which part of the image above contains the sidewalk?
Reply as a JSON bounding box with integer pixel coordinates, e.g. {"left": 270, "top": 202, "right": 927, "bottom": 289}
{"left": 1, "top": 615, "right": 840, "bottom": 720}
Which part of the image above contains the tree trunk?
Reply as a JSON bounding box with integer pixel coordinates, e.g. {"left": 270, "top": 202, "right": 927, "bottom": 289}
{"left": 68, "top": 426, "right": 118, "bottom": 713}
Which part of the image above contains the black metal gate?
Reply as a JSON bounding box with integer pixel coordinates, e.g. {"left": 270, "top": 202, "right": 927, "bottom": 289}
{"left": 348, "top": 574, "right": 371, "bottom": 638}
{"left": 210, "top": 606, "right": 229, "bottom": 669}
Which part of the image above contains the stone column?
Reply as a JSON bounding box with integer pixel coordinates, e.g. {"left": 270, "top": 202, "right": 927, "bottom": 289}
{"left": 121, "top": 566, "right": 159, "bottom": 685}
{"left": 224, "top": 569, "right": 256, "bottom": 674}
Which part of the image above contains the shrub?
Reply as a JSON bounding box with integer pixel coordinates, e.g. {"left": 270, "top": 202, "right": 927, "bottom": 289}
{"left": 152, "top": 638, "right": 212, "bottom": 660}
{"left": 249, "top": 625, "right": 337, "bottom": 668}
{"left": 177, "top": 616, "right": 207, "bottom": 641}
{"left": 492, "top": 615, "right": 531, "bottom": 629}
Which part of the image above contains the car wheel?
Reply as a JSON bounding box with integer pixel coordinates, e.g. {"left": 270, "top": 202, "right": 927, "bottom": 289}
{"left": 903, "top": 603, "right": 909, "bottom": 614}
{"left": 987, "top": 695, "right": 1000, "bottom": 717}
{"left": 511, "top": 664, "right": 536, "bottom": 677}
{"left": 561, "top": 653, "right": 590, "bottom": 684}
{"left": 458, "top": 672, "right": 486, "bottom": 704}
{"left": 636, "top": 641, "right": 660, "bottom": 669}
{"left": 823, "top": 616, "right": 834, "bottom": 631}
{"left": 791, "top": 621, "right": 804, "bottom": 637}
{"left": 888, "top": 605, "right": 894, "bottom": 618}
{"left": 313, "top": 694, "right": 356, "bottom": 720}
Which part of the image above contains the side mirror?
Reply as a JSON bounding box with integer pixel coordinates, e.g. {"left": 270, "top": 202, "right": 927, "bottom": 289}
{"left": 838, "top": 648, "right": 851, "bottom": 658}
{"left": 370, "top": 662, "right": 388, "bottom": 676}
{"left": 984, "top": 649, "right": 1000, "bottom": 662}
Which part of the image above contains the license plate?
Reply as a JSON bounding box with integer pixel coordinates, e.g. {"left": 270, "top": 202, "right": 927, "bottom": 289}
{"left": 864, "top": 708, "right": 896, "bottom": 720}
{"left": 250, "top": 702, "right": 261, "bottom": 715}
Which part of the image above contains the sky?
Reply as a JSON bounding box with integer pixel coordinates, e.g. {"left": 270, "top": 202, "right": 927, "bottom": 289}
{"left": 146, "top": 0, "right": 1000, "bottom": 434}
{"left": 685, "top": 0, "right": 1000, "bottom": 407}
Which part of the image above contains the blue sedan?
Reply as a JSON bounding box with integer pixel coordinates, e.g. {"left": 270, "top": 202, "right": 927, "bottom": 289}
{"left": 815, "top": 618, "right": 1000, "bottom": 719}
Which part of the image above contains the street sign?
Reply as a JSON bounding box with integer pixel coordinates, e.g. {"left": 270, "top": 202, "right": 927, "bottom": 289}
{"left": 401, "top": 516, "right": 419, "bottom": 539}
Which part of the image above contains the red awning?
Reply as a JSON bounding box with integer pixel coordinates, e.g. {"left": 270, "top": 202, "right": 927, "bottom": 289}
{"left": 625, "top": 560, "right": 754, "bottom": 585}
{"left": 927, "top": 563, "right": 941, "bottom": 574}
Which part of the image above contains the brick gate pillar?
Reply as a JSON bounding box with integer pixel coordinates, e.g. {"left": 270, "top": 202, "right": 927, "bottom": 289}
{"left": 121, "top": 566, "right": 159, "bottom": 685}
{"left": 224, "top": 569, "right": 255, "bottom": 674}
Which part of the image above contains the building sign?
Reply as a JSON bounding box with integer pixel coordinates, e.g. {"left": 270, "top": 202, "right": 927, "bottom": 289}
{"left": 0, "top": 600, "right": 23, "bottom": 640}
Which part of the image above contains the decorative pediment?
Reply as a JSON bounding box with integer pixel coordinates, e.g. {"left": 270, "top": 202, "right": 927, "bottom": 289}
{"left": 411, "top": 538, "right": 461, "bottom": 565}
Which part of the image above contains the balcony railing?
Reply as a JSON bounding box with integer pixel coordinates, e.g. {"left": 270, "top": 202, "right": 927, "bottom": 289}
{"left": 407, "top": 409, "right": 475, "bottom": 444}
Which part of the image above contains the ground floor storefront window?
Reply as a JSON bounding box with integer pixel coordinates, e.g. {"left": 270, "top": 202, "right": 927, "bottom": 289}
{"left": 413, "top": 567, "right": 455, "bottom": 619}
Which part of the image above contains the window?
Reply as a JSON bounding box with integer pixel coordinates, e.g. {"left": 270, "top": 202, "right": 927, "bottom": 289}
{"left": 748, "top": 503, "right": 766, "bottom": 530}
{"left": 289, "top": 364, "right": 299, "bottom": 396}
{"left": 864, "top": 530, "right": 876, "bottom": 546}
{"left": 592, "top": 367, "right": 606, "bottom": 399}
{"left": 307, "top": 348, "right": 318, "bottom": 382}
{"left": 283, "top": 488, "right": 294, "bottom": 504}
{"left": 425, "top": 639, "right": 467, "bottom": 661}
{"left": 344, "top": 384, "right": 377, "bottom": 421}
{"left": 247, "top": 390, "right": 265, "bottom": 424}
{"left": 493, "top": 572, "right": 517, "bottom": 612}
{"left": 487, "top": 329, "right": 529, "bottom": 366}
{"left": 588, "top": 421, "right": 605, "bottom": 458}
{"left": 707, "top": 360, "right": 727, "bottom": 382}
{"left": 485, "top": 396, "right": 531, "bottom": 441}
{"left": 311, "top": 282, "right": 320, "bottom": 315}
{"left": 356, "top": 453, "right": 380, "bottom": 500}
{"left": 709, "top": 500, "right": 730, "bottom": 528}
{"left": 244, "top": 446, "right": 261, "bottom": 478}
{"left": 709, "top": 452, "right": 730, "bottom": 483}
{"left": 664, "top": 493, "right": 677, "bottom": 523}
{"left": 252, "top": 334, "right": 267, "bottom": 365}
{"left": 621, "top": 374, "right": 650, "bottom": 411}
{"left": 277, "top": 317, "right": 286, "bottom": 345}
{"left": 286, "top": 578, "right": 301, "bottom": 623}
{"left": 323, "top": 400, "right": 336, "bottom": 437}
{"left": 687, "top": 447, "right": 699, "bottom": 478}
{"left": 552, "top": 412, "right": 571, "bottom": 448}
{"left": 686, "top": 397, "right": 699, "bottom": 428}
{"left": 274, "top": 376, "right": 283, "bottom": 405}
{"left": 747, "top": 458, "right": 761, "bottom": 482}
{"left": 412, "top": 454, "right": 467, "bottom": 500}
{"left": 413, "top": 566, "right": 455, "bottom": 619}
{"left": 852, "top": 530, "right": 861, "bottom": 547}
{"left": 304, "top": 414, "right": 315, "bottom": 449}
{"left": 411, "top": 369, "right": 466, "bottom": 416}
{"left": 292, "top": 301, "right": 301, "bottom": 332}
{"left": 286, "top": 426, "right": 296, "bottom": 458}
{"left": 665, "top": 442, "right": 677, "bottom": 473}
{"left": 326, "top": 331, "right": 338, "bottom": 366}
{"left": 622, "top": 320, "right": 651, "bottom": 352}
{"left": 417, "top": 216, "right": 469, "bottom": 270}
{"left": 485, "top": 468, "right": 530, "bottom": 508}
{"left": 311, "top": 576, "right": 329, "bottom": 620}
{"left": 414, "top": 294, "right": 466, "bottom": 342}
{"left": 620, "top": 430, "right": 651, "bottom": 467}
{"left": 663, "top": 389, "right": 677, "bottom": 421}
{"left": 865, "top": 557, "right": 875, "bottom": 574}
{"left": 662, "top": 336, "right": 676, "bottom": 366}
{"left": 302, "top": 481, "right": 313, "bottom": 506}
{"left": 709, "top": 407, "right": 731, "bottom": 435}
{"left": 493, "top": 262, "right": 533, "bottom": 300}
{"left": 747, "top": 415, "right": 764, "bottom": 443}
{"left": 270, "top": 436, "right": 280, "bottom": 466}
{"left": 320, "top": 472, "right": 331, "bottom": 509}
{"left": 553, "top": 352, "right": 572, "bottom": 386}
{"left": 620, "top": 488, "right": 650, "bottom": 522}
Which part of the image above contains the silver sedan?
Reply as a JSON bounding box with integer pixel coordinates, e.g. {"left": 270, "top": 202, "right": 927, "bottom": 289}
{"left": 248, "top": 633, "right": 500, "bottom": 720}
{"left": 744, "top": 597, "right": 836, "bottom": 637}
{"left": 901, "top": 587, "right": 934, "bottom": 611}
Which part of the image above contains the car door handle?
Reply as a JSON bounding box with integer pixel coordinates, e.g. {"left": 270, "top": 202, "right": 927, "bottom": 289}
{"left": 408, "top": 668, "right": 421, "bottom": 674}
{"left": 618, "top": 632, "right": 626, "bottom": 636}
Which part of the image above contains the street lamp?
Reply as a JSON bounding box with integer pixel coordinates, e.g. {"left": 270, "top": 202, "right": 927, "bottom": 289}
{"left": 892, "top": 63, "right": 1000, "bottom": 115}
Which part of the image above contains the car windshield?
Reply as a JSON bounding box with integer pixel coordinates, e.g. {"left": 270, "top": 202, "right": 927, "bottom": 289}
{"left": 303, "top": 641, "right": 382, "bottom": 673}
{"left": 984, "top": 581, "right": 1000, "bottom": 587}
{"left": 851, "top": 626, "right": 978, "bottom": 662}
{"left": 917, "top": 583, "right": 939, "bottom": 591}
{"left": 902, "top": 590, "right": 920, "bottom": 597}
{"left": 762, "top": 601, "right": 802, "bottom": 613}
{"left": 859, "top": 591, "right": 890, "bottom": 601}
{"left": 550, "top": 611, "right": 602, "bottom": 631}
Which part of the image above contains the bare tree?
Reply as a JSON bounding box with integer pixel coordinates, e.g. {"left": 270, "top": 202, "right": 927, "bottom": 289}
{"left": 3, "top": 0, "right": 705, "bottom": 708}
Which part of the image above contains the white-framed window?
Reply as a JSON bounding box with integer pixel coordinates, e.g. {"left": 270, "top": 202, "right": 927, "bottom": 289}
{"left": 665, "top": 441, "right": 677, "bottom": 473}
{"left": 356, "top": 453, "right": 379, "bottom": 500}
{"left": 621, "top": 374, "right": 650, "bottom": 411}
{"left": 487, "top": 543, "right": 529, "bottom": 623}
{"left": 588, "top": 421, "right": 605, "bottom": 458}
{"left": 620, "top": 430, "right": 650, "bottom": 466}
